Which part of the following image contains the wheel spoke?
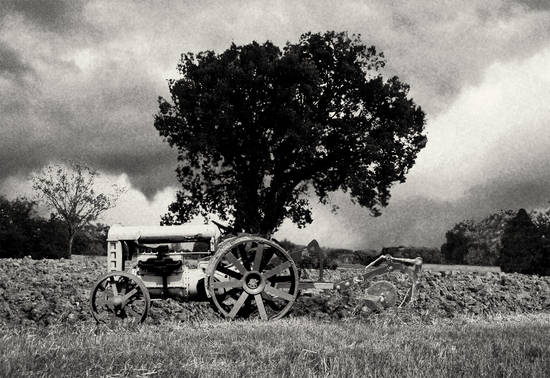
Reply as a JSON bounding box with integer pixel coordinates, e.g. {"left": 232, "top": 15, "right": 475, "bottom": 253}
{"left": 225, "top": 252, "right": 248, "bottom": 275}
{"left": 254, "top": 294, "right": 268, "bottom": 320}
{"left": 213, "top": 279, "right": 243, "bottom": 289}
{"left": 261, "top": 291, "right": 287, "bottom": 310}
{"left": 217, "top": 287, "right": 241, "bottom": 303}
{"left": 260, "top": 248, "right": 275, "bottom": 271}
{"left": 118, "top": 276, "right": 129, "bottom": 295}
{"left": 121, "top": 288, "right": 139, "bottom": 305}
{"left": 264, "top": 285, "right": 294, "bottom": 302}
{"left": 216, "top": 264, "right": 243, "bottom": 279}
{"left": 253, "top": 244, "right": 264, "bottom": 271}
{"left": 268, "top": 275, "right": 293, "bottom": 283}
{"left": 263, "top": 261, "right": 292, "bottom": 279}
{"left": 109, "top": 277, "right": 119, "bottom": 296}
{"left": 238, "top": 244, "right": 251, "bottom": 270}
{"left": 228, "top": 291, "right": 249, "bottom": 318}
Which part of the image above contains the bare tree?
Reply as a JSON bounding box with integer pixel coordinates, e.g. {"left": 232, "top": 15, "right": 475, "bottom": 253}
{"left": 32, "top": 162, "right": 123, "bottom": 257}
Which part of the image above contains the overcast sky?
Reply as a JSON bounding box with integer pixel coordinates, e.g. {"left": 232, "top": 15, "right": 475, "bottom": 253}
{"left": 1, "top": 0, "right": 550, "bottom": 250}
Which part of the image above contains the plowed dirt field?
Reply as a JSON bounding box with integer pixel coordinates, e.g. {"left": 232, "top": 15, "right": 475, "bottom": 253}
{"left": 1, "top": 256, "right": 549, "bottom": 326}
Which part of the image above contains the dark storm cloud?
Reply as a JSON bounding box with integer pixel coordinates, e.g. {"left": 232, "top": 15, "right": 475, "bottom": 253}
{"left": 334, "top": 175, "right": 550, "bottom": 250}
{"left": 91, "top": 150, "right": 178, "bottom": 197}
{"left": 0, "top": 0, "right": 86, "bottom": 33}
{"left": 0, "top": 41, "right": 33, "bottom": 79}
{"left": 465, "top": 176, "right": 550, "bottom": 212}
{"left": 1, "top": 0, "right": 550, "bottom": 218}
{"left": 512, "top": 0, "right": 550, "bottom": 11}
{"left": 0, "top": 51, "right": 178, "bottom": 197}
{"left": 371, "top": 0, "right": 550, "bottom": 114}
{"left": 408, "top": 175, "right": 550, "bottom": 247}
{"left": 354, "top": 197, "right": 467, "bottom": 249}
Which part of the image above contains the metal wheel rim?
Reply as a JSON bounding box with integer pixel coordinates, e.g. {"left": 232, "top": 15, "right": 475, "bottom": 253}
{"left": 206, "top": 236, "right": 299, "bottom": 320}
{"left": 90, "top": 271, "right": 151, "bottom": 325}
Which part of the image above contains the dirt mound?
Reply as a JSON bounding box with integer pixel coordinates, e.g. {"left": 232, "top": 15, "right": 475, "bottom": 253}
{"left": 415, "top": 271, "right": 550, "bottom": 316}
{"left": 1, "top": 256, "right": 549, "bottom": 326}
{"left": 0, "top": 256, "right": 220, "bottom": 326}
{"left": 292, "top": 270, "right": 550, "bottom": 320}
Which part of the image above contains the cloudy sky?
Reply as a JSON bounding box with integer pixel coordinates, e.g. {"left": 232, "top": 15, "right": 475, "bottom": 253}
{"left": 1, "top": 0, "right": 550, "bottom": 250}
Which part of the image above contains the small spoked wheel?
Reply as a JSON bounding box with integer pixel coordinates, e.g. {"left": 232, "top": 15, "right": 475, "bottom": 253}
{"left": 90, "top": 271, "right": 150, "bottom": 325}
{"left": 206, "top": 236, "right": 299, "bottom": 320}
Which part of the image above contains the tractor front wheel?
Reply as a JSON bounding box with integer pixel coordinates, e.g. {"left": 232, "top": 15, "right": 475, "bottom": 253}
{"left": 90, "top": 271, "right": 151, "bottom": 325}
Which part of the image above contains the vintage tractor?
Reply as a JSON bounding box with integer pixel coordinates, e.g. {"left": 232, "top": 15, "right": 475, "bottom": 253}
{"left": 89, "top": 222, "right": 422, "bottom": 324}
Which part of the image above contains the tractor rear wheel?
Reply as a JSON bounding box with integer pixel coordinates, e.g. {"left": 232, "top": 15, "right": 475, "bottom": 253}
{"left": 90, "top": 271, "right": 151, "bottom": 325}
{"left": 206, "top": 236, "right": 299, "bottom": 320}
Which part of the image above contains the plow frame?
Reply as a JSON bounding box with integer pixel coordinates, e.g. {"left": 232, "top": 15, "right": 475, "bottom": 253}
{"left": 298, "top": 254, "right": 423, "bottom": 309}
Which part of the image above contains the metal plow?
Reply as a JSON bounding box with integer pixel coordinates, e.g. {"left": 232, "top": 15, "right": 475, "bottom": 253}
{"left": 295, "top": 254, "right": 423, "bottom": 312}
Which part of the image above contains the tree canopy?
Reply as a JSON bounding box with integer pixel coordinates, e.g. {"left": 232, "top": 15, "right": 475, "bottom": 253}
{"left": 155, "top": 31, "right": 427, "bottom": 234}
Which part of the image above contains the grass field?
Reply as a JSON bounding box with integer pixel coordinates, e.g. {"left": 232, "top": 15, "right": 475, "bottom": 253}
{"left": 1, "top": 313, "right": 549, "bottom": 377}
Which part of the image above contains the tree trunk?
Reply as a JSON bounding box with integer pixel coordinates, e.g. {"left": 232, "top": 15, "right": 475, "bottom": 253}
{"left": 319, "top": 254, "right": 324, "bottom": 282}
{"left": 67, "top": 232, "right": 74, "bottom": 259}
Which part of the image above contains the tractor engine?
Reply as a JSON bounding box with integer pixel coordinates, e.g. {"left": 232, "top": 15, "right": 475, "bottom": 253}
{"left": 134, "top": 246, "right": 210, "bottom": 299}
{"left": 106, "top": 224, "right": 220, "bottom": 300}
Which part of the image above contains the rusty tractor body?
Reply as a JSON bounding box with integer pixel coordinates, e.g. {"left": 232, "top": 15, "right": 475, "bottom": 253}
{"left": 89, "top": 222, "right": 422, "bottom": 324}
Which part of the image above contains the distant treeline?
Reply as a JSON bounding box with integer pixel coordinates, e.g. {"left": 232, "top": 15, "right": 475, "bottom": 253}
{"left": 2, "top": 195, "right": 549, "bottom": 275}
{"left": 442, "top": 208, "right": 550, "bottom": 275}
{"left": 0, "top": 196, "right": 107, "bottom": 259}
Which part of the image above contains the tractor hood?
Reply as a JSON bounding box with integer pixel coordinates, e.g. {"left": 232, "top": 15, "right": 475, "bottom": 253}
{"left": 107, "top": 224, "right": 220, "bottom": 243}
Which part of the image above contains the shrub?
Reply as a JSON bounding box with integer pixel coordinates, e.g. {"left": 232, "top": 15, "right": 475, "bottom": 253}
{"left": 500, "top": 209, "right": 546, "bottom": 275}
{"left": 441, "top": 211, "right": 515, "bottom": 265}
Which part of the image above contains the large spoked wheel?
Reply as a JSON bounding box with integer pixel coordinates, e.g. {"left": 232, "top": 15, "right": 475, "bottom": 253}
{"left": 206, "top": 236, "right": 299, "bottom": 320}
{"left": 90, "top": 271, "right": 151, "bottom": 325}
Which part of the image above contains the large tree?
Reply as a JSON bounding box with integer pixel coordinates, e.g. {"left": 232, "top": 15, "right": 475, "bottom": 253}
{"left": 155, "top": 31, "right": 427, "bottom": 234}
{"left": 32, "top": 162, "right": 122, "bottom": 257}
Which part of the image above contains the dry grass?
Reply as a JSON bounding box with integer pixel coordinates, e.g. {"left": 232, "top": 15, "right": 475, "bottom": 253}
{"left": 1, "top": 313, "right": 549, "bottom": 377}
